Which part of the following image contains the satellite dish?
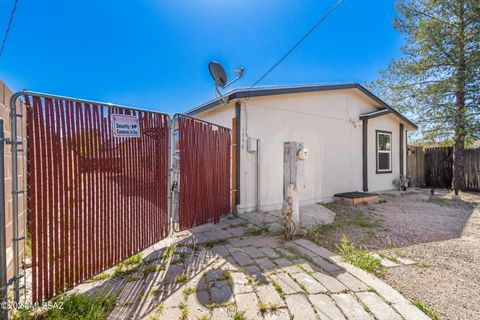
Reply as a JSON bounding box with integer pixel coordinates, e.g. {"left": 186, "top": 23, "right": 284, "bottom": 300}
{"left": 209, "top": 61, "right": 228, "bottom": 88}
{"left": 208, "top": 61, "right": 244, "bottom": 104}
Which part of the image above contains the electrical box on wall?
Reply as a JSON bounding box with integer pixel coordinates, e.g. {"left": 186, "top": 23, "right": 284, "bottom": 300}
{"left": 297, "top": 148, "right": 309, "bottom": 161}
{"left": 247, "top": 138, "right": 258, "bottom": 153}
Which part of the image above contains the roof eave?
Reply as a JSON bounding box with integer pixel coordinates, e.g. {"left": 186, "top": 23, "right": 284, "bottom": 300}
{"left": 185, "top": 83, "right": 417, "bottom": 130}
{"left": 185, "top": 84, "right": 359, "bottom": 116}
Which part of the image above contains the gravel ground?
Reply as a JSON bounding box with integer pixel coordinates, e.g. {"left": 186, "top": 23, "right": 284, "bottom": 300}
{"left": 382, "top": 190, "right": 480, "bottom": 320}
{"left": 311, "top": 189, "right": 480, "bottom": 320}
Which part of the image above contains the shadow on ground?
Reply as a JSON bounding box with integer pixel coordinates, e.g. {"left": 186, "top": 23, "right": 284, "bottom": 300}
{"left": 307, "top": 189, "right": 479, "bottom": 252}
{"left": 74, "top": 208, "right": 430, "bottom": 320}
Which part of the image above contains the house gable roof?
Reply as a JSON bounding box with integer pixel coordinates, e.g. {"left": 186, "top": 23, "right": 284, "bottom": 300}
{"left": 185, "top": 83, "right": 417, "bottom": 129}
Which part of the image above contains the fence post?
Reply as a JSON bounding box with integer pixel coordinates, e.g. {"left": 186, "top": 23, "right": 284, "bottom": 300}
{"left": 9, "top": 92, "right": 22, "bottom": 303}
{"left": 0, "top": 119, "right": 8, "bottom": 320}
{"left": 168, "top": 116, "right": 176, "bottom": 235}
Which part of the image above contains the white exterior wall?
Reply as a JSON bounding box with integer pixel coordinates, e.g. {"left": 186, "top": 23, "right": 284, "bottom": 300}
{"left": 195, "top": 89, "right": 409, "bottom": 213}
{"left": 193, "top": 102, "right": 236, "bottom": 128}
{"left": 367, "top": 114, "right": 404, "bottom": 192}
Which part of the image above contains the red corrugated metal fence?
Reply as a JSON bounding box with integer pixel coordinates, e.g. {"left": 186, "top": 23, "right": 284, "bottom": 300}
{"left": 26, "top": 95, "right": 169, "bottom": 302}
{"left": 177, "top": 115, "right": 231, "bottom": 230}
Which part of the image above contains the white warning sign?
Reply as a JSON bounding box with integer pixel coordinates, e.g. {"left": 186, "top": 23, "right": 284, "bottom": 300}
{"left": 112, "top": 114, "right": 140, "bottom": 138}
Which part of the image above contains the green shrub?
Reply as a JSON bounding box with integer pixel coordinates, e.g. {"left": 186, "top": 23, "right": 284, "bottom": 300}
{"left": 20, "top": 293, "right": 116, "bottom": 320}
{"left": 123, "top": 253, "right": 142, "bottom": 265}
{"left": 413, "top": 300, "right": 439, "bottom": 320}
{"left": 338, "top": 235, "right": 386, "bottom": 276}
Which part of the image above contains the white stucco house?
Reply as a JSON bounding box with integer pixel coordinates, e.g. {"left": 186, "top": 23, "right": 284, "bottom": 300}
{"left": 185, "top": 84, "right": 417, "bottom": 213}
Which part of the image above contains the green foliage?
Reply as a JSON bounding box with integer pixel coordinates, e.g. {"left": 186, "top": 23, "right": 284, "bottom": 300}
{"left": 109, "top": 253, "right": 144, "bottom": 279}
{"left": 25, "top": 235, "right": 32, "bottom": 259}
{"left": 338, "top": 235, "right": 386, "bottom": 276}
{"left": 247, "top": 223, "right": 270, "bottom": 236}
{"left": 90, "top": 272, "right": 111, "bottom": 282}
{"left": 143, "top": 264, "right": 166, "bottom": 276}
{"left": 179, "top": 252, "right": 188, "bottom": 260}
{"left": 163, "top": 244, "right": 176, "bottom": 258}
{"left": 233, "top": 311, "right": 246, "bottom": 320}
{"left": 203, "top": 239, "right": 228, "bottom": 249}
{"left": 270, "top": 280, "right": 285, "bottom": 300}
{"left": 148, "top": 288, "right": 161, "bottom": 297}
{"left": 415, "top": 260, "right": 430, "bottom": 268}
{"left": 148, "top": 303, "right": 164, "bottom": 320}
{"left": 426, "top": 196, "right": 476, "bottom": 209}
{"left": 18, "top": 294, "right": 116, "bottom": 320}
{"left": 258, "top": 302, "right": 279, "bottom": 315}
{"left": 123, "top": 253, "right": 142, "bottom": 265}
{"left": 178, "top": 301, "right": 188, "bottom": 320}
{"left": 112, "top": 264, "right": 138, "bottom": 279}
{"left": 413, "top": 300, "right": 440, "bottom": 319}
{"left": 378, "top": 251, "right": 400, "bottom": 264}
{"left": 12, "top": 306, "right": 32, "bottom": 320}
{"left": 427, "top": 197, "right": 450, "bottom": 206}
{"left": 173, "top": 273, "right": 189, "bottom": 283}
{"left": 368, "top": 0, "right": 480, "bottom": 145}
{"left": 182, "top": 287, "right": 195, "bottom": 299}
{"left": 258, "top": 303, "right": 278, "bottom": 316}
{"left": 307, "top": 203, "right": 382, "bottom": 248}
{"left": 323, "top": 203, "right": 381, "bottom": 229}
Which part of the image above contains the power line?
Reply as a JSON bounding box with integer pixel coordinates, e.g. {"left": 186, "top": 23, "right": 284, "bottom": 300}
{"left": 0, "top": 0, "right": 20, "bottom": 58}
{"left": 249, "top": 0, "right": 344, "bottom": 89}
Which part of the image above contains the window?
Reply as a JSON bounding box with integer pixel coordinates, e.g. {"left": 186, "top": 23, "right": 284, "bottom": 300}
{"left": 376, "top": 131, "right": 392, "bottom": 173}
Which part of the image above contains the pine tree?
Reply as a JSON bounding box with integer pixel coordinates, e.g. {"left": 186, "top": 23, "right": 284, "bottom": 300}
{"left": 369, "top": 0, "right": 480, "bottom": 194}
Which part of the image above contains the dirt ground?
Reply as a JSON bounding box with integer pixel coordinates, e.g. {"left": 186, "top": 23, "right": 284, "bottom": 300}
{"left": 309, "top": 189, "right": 480, "bottom": 320}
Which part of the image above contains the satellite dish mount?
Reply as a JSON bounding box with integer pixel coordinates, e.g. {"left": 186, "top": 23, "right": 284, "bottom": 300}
{"left": 209, "top": 61, "right": 244, "bottom": 104}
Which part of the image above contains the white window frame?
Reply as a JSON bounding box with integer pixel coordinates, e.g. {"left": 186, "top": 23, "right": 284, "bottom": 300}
{"left": 376, "top": 131, "right": 392, "bottom": 173}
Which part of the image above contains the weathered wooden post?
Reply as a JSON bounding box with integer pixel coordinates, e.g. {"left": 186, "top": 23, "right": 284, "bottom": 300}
{"left": 283, "top": 141, "right": 307, "bottom": 240}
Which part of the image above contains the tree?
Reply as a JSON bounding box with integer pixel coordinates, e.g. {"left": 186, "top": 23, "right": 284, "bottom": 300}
{"left": 369, "top": 0, "right": 480, "bottom": 194}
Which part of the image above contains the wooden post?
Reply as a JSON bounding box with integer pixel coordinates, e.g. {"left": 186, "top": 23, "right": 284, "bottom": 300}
{"left": 283, "top": 141, "right": 304, "bottom": 240}
{"left": 362, "top": 119, "right": 368, "bottom": 191}
{"left": 231, "top": 117, "right": 238, "bottom": 212}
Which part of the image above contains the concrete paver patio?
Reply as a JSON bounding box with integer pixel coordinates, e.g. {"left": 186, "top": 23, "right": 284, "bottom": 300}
{"left": 75, "top": 212, "right": 431, "bottom": 320}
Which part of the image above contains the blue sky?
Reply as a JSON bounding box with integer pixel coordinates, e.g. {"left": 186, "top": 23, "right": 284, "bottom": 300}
{"left": 0, "top": 0, "right": 403, "bottom": 113}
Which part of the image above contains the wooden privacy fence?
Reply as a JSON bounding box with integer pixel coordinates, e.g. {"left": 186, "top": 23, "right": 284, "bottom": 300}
{"left": 464, "top": 148, "right": 480, "bottom": 191}
{"left": 407, "top": 146, "right": 425, "bottom": 187}
{"left": 407, "top": 145, "right": 480, "bottom": 191}
{"left": 424, "top": 147, "right": 453, "bottom": 189}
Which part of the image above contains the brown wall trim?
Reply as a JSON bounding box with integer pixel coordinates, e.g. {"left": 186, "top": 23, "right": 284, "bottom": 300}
{"left": 235, "top": 101, "right": 241, "bottom": 205}
{"left": 375, "top": 130, "right": 393, "bottom": 174}
{"left": 362, "top": 119, "right": 368, "bottom": 191}
{"left": 231, "top": 118, "right": 238, "bottom": 211}
{"left": 399, "top": 124, "right": 404, "bottom": 175}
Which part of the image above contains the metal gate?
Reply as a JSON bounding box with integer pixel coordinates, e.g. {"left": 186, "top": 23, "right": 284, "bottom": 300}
{"left": 23, "top": 93, "right": 170, "bottom": 302}
{"left": 4, "top": 91, "right": 232, "bottom": 304}
{"left": 176, "top": 115, "right": 231, "bottom": 230}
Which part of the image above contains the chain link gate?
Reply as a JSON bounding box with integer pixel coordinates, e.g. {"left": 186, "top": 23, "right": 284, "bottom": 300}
{"left": 175, "top": 114, "right": 232, "bottom": 230}
{"left": 4, "top": 91, "right": 232, "bottom": 305}
{"left": 12, "top": 92, "right": 170, "bottom": 302}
